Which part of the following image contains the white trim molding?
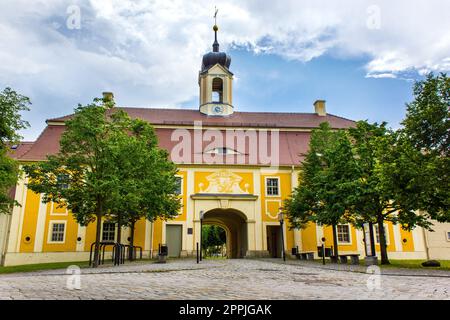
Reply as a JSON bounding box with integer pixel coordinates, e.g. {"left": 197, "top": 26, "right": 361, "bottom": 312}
{"left": 47, "top": 220, "right": 67, "bottom": 244}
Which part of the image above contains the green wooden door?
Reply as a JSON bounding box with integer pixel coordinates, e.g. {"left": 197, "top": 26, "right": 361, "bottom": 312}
{"left": 166, "top": 225, "right": 182, "bottom": 258}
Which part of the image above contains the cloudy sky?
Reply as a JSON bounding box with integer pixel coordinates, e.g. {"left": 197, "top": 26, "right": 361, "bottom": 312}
{"left": 1, "top": 0, "right": 450, "bottom": 140}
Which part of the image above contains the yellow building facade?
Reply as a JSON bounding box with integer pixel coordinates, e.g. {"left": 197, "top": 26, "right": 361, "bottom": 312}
{"left": 1, "top": 25, "right": 448, "bottom": 266}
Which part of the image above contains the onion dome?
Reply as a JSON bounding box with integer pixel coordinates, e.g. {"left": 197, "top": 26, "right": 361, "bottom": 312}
{"left": 201, "top": 24, "right": 231, "bottom": 72}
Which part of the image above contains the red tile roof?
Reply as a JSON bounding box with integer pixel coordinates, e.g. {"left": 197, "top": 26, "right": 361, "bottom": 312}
{"left": 7, "top": 141, "right": 34, "bottom": 159}
{"left": 19, "top": 107, "right": 355, "bottom": 166}
{"left": 48, "top": 107, "right": 355, "bottom": 129}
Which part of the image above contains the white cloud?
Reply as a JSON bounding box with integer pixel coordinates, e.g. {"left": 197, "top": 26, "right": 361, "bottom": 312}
{"left": 1, "top": 0, "right": 449, "bottom": 139}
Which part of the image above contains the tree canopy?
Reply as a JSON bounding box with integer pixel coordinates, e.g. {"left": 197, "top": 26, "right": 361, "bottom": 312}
{"left": 24, "top": 98, "right": 180, "bottom": 267}
{"left": 284, "top": 73, "right": 449, "bottom": 265}
{"left": 0, "top": 87, "right": 30, "bottom": 214}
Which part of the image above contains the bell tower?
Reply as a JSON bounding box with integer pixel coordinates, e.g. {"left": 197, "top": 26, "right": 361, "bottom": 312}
{"left": 199, "top": 13, "right": 234, "bottom": 116}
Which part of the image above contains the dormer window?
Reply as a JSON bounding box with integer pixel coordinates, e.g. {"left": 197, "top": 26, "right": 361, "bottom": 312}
{"left": 205, "top": 147, "right": 241, "bottom": 155}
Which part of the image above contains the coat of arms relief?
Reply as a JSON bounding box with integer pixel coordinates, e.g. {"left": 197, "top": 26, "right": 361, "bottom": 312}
{"left": 198, "top": 170, "right": 250, "bottom": 194}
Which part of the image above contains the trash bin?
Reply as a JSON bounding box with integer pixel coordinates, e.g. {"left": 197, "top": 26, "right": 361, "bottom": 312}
{"left": 157, "top": 244, "right": 168, "bottom": 263}
{"left": 160, "top": 244, "right": 168, "bottom": 256}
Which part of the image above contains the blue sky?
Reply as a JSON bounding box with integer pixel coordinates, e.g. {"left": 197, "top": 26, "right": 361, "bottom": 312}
{"left": 1, "top": 0, "right": 448, "bottom": 141}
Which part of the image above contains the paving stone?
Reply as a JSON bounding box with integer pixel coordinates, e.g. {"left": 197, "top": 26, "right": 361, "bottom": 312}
{"left": 0, "top": 259, "right": 448, "bottom": 300}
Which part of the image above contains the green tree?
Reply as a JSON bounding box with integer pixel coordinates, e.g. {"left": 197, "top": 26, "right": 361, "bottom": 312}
{"left": 107, "top": 118, "right": 181, "bottom": 260}
{"left": 202, "top": 225, "right": 226, "bottom": 257}
{"left": 0, "top": 88, "right": 30, "bottom": 214}
{"left": 402, "top": 73, "right": 449, "bottom": 157}
{"left": 399, "top": 73, "right": 450, "bottom": 222}
{"left": 24, "top": 98, "right": 130, "bottom": 267}
{"left": 0, "top": 87, "right": 30, "bottom": 149}
{"left": 284, "top": 123, "right": 358, "bottom": 258}
{"left": 348, "top": 121, "right": 431, "bottom": 265}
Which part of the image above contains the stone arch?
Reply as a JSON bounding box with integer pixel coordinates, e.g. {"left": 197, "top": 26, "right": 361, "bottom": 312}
{"left": 203, "top": 208, "right": 247, "bottom": 258}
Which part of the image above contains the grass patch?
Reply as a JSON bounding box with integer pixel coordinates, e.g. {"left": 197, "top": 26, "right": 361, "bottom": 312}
{"left": 380, "top": 259, "right": 450, "bottom": 271}
{"left": 0, "top": 261, "right": 90, "bottom": 274}
{"left": 306, "top": 258, "right": 450, "bottom": 271}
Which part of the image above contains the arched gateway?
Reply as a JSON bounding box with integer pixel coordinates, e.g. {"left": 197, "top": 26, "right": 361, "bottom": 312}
{"left": 202, "top": 209, "right": 247, "bottom": 258}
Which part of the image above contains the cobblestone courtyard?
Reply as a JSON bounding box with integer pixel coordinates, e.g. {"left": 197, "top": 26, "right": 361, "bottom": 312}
{"left": 0, "top": 259, "right": 449, "bottom": 300}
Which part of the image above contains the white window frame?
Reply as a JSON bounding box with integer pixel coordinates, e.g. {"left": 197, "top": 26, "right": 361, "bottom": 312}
{"left": 265, "top": 177, "right": 280, "bottom": 197}
{"left": 47, "top": 220, "right": 67, "bottom": 244}
{"left": 374, "top": 224, "right": 390, "bottom": 245}
{"left": 337, "top": 224, "right": 352, "bottom": 245}
{"left": 175, "top": 175, "right": 183, "bottom": 196}
{"left": 56, "top": 173, "right": 70, "bottom": 190}
{"left": 101, "top": 222, "right": 117, "bottom": 242}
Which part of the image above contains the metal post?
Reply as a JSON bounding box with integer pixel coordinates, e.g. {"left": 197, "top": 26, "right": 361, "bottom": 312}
{"left": 196, "top": 242, "right": 199, "bottom": 264}
{"left": 369, "top": 222, "right": 376, "bottom": 257}
{"left": 322, "top": 243, "right": 325, "bottom": 265}
{"left": 200, "top": 218, "right": 203, "bottom": 261}
{"left": 280, "top": 220, "right": 285, "bottom": 261}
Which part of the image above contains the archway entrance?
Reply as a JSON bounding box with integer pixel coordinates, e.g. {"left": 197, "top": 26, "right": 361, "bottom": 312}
{"left": 203, "top": 209, "right": 247, "bottom": 259}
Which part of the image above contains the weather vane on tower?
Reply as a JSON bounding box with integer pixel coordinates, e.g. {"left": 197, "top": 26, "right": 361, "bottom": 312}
{"left": 214, "top": 6, "right": 218, "bottom": 26}
{"left": 212, "top": 6, "right": 219, "bottom": 52}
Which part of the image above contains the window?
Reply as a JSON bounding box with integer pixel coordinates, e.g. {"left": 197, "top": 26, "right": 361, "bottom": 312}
{"left": 57, "top": 174, "right": 69, "bottom": 189}
{"left": 446, "top": 231, "right": 450, "bottom": 241}
{"left": 374, "top": 224, "right": 390, "bottom": 245}
{"left": 337, "top": 224, "right": 351, "bottom": 243}
{"left": 205, "top": 147, "right": 241, "bottom": 155}
{"left": 212, "top": 77, "right": 223, "bottom": 102}
{"left": 175, "top": 176, "right": 182, "bottom": 195}
{"left": 50, "top": 223, "right": 65, "bottom": 242}
{"left": 102, "top": 222, "right": 116, "bottom": 242}
{"left": 266, "top": 178, "right": 279, "bottom": 196}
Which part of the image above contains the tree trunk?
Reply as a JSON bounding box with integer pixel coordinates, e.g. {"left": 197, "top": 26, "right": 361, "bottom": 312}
{"left": 93, "top": 211, "right": 102, "bottom": 268}
{"left": 377, "top": 214, "right": 390, "bottom": 265}
{"left": 332, "top": 224, "right": 339, "bottom": 258}
{"left": 117, "top": 213, "right": 122, "bottom": 244}
{"left": 115, "top": 213, "right": 122, "bottom": 266}
{"left": 129, "top": 220, "right": 135, "bottom": 261}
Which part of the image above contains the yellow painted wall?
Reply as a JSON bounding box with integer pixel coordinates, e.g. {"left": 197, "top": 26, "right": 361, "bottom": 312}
{"left": 84, "top": 219, "right": 98, "bottom": 252}
{"left": 322, "top": 225, "right": 358, "bottom": 252}
{"left": 375, "top": 222, "right": 396, "bottom": 252}
{"left": 133, "top": 218, "right": 147, "bottom": 249}
{"left": 301, "top": 222, "right": 317, "bottom": 252}
{"left": 19, "top": 189, "right": 40, "bottom": 253}
{"left": 286, "top": 224, "right": 295, "bottom": 251}
{"left": 400, "top": 226, "right": 415, "bottom": 252}
{"left": 172, "top": 170, "right": 187, "bottom": 222}
{"left": 152, "top": 218, "right": 163, "bottom": 251}
{"left": 261, "top": 173, "right": 291, "bottom": 222}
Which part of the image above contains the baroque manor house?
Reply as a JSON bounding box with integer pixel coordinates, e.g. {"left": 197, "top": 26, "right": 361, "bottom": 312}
{"left": 1, "top": 26, "right": 449, "bottom": 266}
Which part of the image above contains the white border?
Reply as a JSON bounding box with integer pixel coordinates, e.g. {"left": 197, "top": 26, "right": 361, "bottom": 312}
{"left": 264, "top": 176, "right": 280, "bottom": 197}
{"left": 337, "top": 224, "right": 352, "bottom": 245}
{"left": 264, "top": 199, "right": 282, "bottom": 220}
{"left": 47, "top": 220, "right": 67, "bottom": 244}
{"left": 374, "top": 223, "right": 390, "bottom": 245}
{"left": 101, "top": 222, "right": 117, "bottom": 242}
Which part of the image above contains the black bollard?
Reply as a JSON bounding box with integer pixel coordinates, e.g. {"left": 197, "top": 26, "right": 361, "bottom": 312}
{"left": 196, "top": 242, "right": 199, "bottom": 264}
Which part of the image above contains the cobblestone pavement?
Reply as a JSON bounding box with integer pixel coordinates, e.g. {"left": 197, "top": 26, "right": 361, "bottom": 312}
{"left": 0, "top": 259, "right": 449, "bottom": 300}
